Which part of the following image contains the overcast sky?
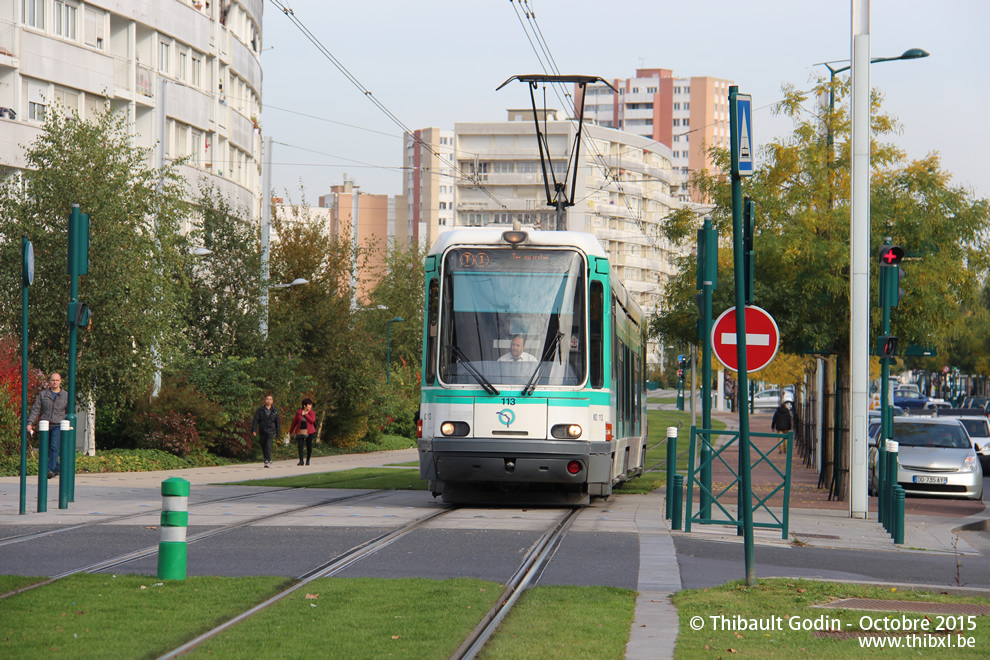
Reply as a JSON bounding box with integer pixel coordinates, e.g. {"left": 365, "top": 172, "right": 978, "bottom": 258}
{"left": 259, "top": 0, "right": 989, "bottom": 203}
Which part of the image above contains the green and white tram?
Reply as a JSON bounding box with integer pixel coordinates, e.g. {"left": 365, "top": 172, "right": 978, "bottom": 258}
{"left": 417, "top": 228, "right": 647, "bottom": 505}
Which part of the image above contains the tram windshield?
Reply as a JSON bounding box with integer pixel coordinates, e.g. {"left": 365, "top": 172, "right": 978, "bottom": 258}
{"left": 439, "top": 247, "right": 586, "bottom": 389}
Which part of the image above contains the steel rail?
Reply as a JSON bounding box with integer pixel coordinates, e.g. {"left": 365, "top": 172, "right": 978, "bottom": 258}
{"left": 0, "top": 490, "right": 390, "bottom": 600}
{"left": 157, "top": 506, "right": 455, "bottom": 659}
{"left": 451, "top": 507, "right": 581, "bottom": 660}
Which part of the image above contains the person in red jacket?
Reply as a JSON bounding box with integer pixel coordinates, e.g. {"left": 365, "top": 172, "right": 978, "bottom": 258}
{"left": 288, "top": 398, "right": 316, "bottom": 466}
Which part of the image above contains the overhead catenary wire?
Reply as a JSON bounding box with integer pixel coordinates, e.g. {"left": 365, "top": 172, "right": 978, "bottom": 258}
{"left": 268, "top": 0, "right": 520, "bottom": 221}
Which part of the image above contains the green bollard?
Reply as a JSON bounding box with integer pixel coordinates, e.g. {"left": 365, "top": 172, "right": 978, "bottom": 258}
{"left": 672, "top": 475, "right": 684, "bottom": 530}
{"left": 893, "top": 486, "right": 905, "bottom": 545}
{"left": 665, "top": 427, "right": 677, "bottom": 519}
{"left": 885, "top": 441, "right": 899, "bottom": 534}
{"left": 158, "top": 478, "right": 190, "bottom": 580}
{"left": 58, "top": 419, "right": 71, "bottom": 509}
{"left": 37, "top": 421, "right": 49, "bottom": 513}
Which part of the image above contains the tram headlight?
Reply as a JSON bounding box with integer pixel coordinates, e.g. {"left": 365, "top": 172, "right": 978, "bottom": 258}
{"left": 440, "top": 421, "right": 470, "bottom": 437}
{"left": 551, "top": 424, "right": 583, "bottom": 439}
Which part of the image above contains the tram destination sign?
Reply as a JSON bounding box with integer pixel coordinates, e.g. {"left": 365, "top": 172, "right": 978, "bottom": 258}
{"left": 711, "top": 305, "right": 780, "bottom": 373}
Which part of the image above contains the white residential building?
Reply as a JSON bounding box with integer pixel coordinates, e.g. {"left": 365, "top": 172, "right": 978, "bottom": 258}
{"left": 0, "top": 0, "right": 263, "bottom": 222}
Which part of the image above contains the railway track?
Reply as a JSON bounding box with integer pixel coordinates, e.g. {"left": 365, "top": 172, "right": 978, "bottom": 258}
{"left": 0, "top": 489, "right": 392, "bottom": 600}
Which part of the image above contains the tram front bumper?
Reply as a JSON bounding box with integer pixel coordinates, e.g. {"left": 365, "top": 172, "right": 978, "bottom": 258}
{"left": 421, "top": 437, "right": 611, "bottom": 485}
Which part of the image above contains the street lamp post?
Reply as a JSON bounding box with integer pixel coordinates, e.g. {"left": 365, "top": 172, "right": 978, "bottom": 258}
{"left": 386, "top": 317, "right": 405, "bottom": 384}
{"left": 815, "top": 43, "right": 927, "bottom": 516}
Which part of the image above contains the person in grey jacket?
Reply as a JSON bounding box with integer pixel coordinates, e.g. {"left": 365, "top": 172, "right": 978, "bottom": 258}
{"left": 251, "top": 394, "right": 281, "bottom": 468}
{"left": 27, "top": 373, "right": 69, "bottom": 479}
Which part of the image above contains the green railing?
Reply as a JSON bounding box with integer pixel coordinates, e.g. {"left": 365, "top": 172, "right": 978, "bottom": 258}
{"left": 684, "top": 426, "right": 793, "bottom": 539}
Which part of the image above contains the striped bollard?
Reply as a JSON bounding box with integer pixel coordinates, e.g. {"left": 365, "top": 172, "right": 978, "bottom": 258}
{"left": 158, "top": 477, "right": 190, "bottom": 580}
{"left": 37, "top": 421, "right": 49, "bottom": 512}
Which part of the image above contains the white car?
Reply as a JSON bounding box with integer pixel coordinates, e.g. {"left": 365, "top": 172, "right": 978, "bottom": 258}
{"left": 752, "top": 388, "right": 794, "bottom": 411}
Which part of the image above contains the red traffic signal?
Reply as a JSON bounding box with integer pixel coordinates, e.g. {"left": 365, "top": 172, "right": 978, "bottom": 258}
{"left": 677, "top": 369, "right": 684, "bottom": 378}
{"left": 879, "top": 245, "right": 904, "bottom": 266}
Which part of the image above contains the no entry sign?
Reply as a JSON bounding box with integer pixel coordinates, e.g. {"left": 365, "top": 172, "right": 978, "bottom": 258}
{"left": 711, "top": 305, "right": 780, "bottom": 373}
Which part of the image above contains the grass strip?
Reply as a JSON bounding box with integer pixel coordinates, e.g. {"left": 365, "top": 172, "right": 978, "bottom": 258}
{"left": 673, "top": 577, "right": 990, "bottom": 658}
{"left": 224, "top": 467, "right": 427, "bottom": 490}
{"left": 191, "top": 577, "right": 501, "bottom": 658}
{"left": 0, "top": 574, "right": 290, "bottom": 658}
{"left": 0, "top": 575, "right": 47, "bottom": 595}
{"left": 479, "top": 585, "right": 637, "bottom": 660}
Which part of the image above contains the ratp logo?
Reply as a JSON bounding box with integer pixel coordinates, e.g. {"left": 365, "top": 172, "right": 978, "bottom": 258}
{"left": 496, "top": 409, "right": 515, "bottom": 427}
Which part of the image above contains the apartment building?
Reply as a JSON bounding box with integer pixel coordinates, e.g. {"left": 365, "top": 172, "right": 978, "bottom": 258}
{"left": 577, "top": 68, "right": 734, "bottom": 202}
{"left": 317, "top": 179, "right": 410, "bottom": 303}
{"left": 0, "top": 0, "right": 263, "bottom": 222}
{"left": 403, "top": 127, "right": 455, "bottom": 249}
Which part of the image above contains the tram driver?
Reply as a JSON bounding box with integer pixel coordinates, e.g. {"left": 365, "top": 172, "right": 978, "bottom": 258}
{"left": 497, "top": 335, "right": 538, "bottom": 362}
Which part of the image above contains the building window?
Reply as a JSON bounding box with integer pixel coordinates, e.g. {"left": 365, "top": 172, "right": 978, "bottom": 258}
{"left": 54, "top": 1, "right": 77, "bottom": 40}
{"left": 673, "top": 103, "right": 680, "bottom": 110}
{"left": 673, "top": 86, "right": 681, "bottom": 94}
{"left": 439, "top": 202, "right": 446, "bottom": 210}
{"left": 191, "top": 55, "right": 202, "bottom": 88}
{"left": 672, "top": 136, "right": 680, "bottom": 143}
{"left": 672, "top": 119, "right": 680, "bottom": 127}
{"left": 159, "top": 41, "right": 170, "bottom": 74}
{"left": 84, "top": 7, "right": 105, "bottom": 49}
{"left": 179, "top": 51, "right": 188, "bottom": 81}
{"left": 23, "top": 0, "right": 44, "bottom": 28}
{"left": 683, "top": 118, "right": 689, "bottom": 126}
{"left": 647, "top": 87, "right": 657, "bottom": 93}
{"left": 683, "top": 102, "right": 689, "bottom": 110}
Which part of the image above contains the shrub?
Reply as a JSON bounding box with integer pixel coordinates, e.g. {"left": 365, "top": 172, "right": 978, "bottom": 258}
{"left": 138, "top": 411, "right": 204, "bottom": 458}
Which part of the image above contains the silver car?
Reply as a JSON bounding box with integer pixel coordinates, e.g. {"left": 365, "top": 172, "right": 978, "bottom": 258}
{"left": 869, "top": 417, "right": 984, "bottom": 500}
{"left": 955, "top": 415, "right": 990, "bottom": 471}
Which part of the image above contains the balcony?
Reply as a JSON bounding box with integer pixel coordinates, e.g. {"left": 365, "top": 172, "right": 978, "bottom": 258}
{"left": 136, "top": 64, "right": 154, "bottom": 99}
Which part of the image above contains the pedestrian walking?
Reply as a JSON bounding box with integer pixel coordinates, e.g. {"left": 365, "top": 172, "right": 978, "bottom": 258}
{"left": 251, "top": 394, "right": 281, "bottom": 468}
{"left": 288, "top": 398, "right": 316, "bottom": 466}
{"left": 771, "top": 402, "right": 792, "bottom": 454}
{"left": 26, "top": 373, "right": 69, "bottom": 479}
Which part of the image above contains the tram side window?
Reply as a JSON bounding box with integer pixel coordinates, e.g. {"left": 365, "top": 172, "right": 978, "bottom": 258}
{"left": 426, "top": 278, "right": 439, "bottom": 385}
{"left": 590, "top": 281, "right": 604, "bottom": 388}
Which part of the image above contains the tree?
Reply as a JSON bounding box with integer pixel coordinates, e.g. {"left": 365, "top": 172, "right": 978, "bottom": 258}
{"left": 654, "top": 77, "right": 990, "bottom": 360}
{"left": 181, "top": 183, "right": 264, "bottom": 361}
{"left": 651, "top": 77, "right": 990, "bottom": 497}
{"left": 0, "top": 104, "right": 192, "bottom": 409}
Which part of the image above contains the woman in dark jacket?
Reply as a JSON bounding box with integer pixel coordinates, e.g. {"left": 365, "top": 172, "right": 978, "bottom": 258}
{"left": 771, "top": 402, "right": 792, "bottom": 454}
{"left": 288, "top": 398, "right": 316, "bottom": 466}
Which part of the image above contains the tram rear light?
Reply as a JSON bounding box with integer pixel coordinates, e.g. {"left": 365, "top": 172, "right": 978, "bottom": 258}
{"left": 416, "top": 419, "right": 423, "bottom": 439}
{"left": 502, "top": 230, "right": 528, "bottom": 245}
{"left": 567, "top": 461, "right": 582, "bottom": 475}
{"left": 605, "top": 422, "right": 613, "bottom": 442}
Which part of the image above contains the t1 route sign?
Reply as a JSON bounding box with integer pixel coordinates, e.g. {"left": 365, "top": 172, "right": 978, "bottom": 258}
{"left": 711, "top": 305, "right": 780, "bottom": 373}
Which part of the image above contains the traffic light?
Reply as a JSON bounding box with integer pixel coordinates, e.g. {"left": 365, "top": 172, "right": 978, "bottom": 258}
{"left": 878, "top": 244, "right": 906, "bottom": 309}
{"left": 67, "top": 301, "right": 91, "bottom": 327}
{"left": 743, "top": 197, "right": 754, "bottom": 304}
{"left": 878, "top": 335, "right": 898, "bottom": 358}
{"left": 878, "top": 245, "right": 904, "bottom": 266}
{"left": 68, "top": 207, "right": 90, "bottom": 277}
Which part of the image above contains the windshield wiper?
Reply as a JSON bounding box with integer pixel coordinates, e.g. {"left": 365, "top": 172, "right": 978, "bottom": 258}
{"left": 447, "top": 344, "right": 499, "bottom": 395}
{"left": 522, "top": 332, "right": 564, "bottom": 396}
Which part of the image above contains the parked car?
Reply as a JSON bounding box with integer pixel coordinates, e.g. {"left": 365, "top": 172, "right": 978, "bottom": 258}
{"left": 868, "top": 417, "right": 983, "bottom": 500}
{"left": 752, "top": 388, "right": 794, "bottom": 411}
{"left": 893, "top": 384, "right": 928, "bottom": 410}
{"left": 937, "top": 410, "right": 990, "bottom": 470}
{"left": 960, "top": 396, "right": 990, "bottom": 411}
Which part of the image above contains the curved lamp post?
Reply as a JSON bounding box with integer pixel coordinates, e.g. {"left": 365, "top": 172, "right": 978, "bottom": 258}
{"left": 386, "top": 317, "right": 405, "bottom": 384}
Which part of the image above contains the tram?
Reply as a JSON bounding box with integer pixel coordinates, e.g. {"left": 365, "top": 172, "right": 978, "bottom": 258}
{"left": 417, "top": 228, "right": 647, "bottom": 505}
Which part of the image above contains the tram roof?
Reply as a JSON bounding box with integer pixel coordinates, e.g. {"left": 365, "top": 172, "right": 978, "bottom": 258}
{"left": 428, "top": 228, "right": 609, "bottom": 259}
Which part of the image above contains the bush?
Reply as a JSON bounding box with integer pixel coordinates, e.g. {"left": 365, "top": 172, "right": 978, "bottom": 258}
{"left": 138, "top": 411, "right": 204, "bottom": 458}
{"left": 0, "top": 447, "right": 232, "bottom": 477}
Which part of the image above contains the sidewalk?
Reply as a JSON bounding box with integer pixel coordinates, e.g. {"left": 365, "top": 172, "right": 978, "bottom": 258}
{"left": 651, "top": 393, "right": 988, "bottom": 556}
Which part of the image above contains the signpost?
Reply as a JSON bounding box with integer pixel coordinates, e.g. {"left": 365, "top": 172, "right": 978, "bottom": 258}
{"left": 711, "top": 305, "right": 780, "bottom": 373}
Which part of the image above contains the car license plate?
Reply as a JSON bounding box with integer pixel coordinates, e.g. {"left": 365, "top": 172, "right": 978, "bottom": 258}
{"left": 913, "top": 476, "right": 947, "bottom": 485}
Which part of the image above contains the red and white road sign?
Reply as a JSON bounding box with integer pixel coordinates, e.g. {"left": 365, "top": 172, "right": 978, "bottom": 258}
{"left": 711, "top": 305, "right": 780, "bottom": 373}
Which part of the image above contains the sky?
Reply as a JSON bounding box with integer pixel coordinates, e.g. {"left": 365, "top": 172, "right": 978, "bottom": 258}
{"left": 258, "top": 0, "right": 990, "bottom": 203}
